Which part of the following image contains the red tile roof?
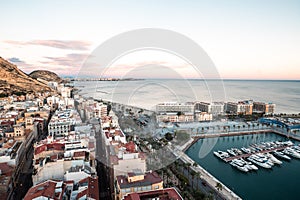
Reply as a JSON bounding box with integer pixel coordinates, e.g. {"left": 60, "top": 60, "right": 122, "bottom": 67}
{"left": 123, "top": 188, "right": 183, "bottom": 200}
{"left": 125, "top": 141, "right": 136, "bottom": 153}
{"left": 77, "top": 176, "right": 99, "bottom": 200}
{"left": 73, "top": 151, "right": 86, "bottom": 158}
{"left": 0, "top": 162, "right": 15, "bottom": 176}
{"left": 110, "top": 155, "right": 119, "bottom": 165}
{"left": 24, "top": 180, "right": 66, "bottom": 200}
{"left": 116, "top": 172, "right": 162, "bottom": 189}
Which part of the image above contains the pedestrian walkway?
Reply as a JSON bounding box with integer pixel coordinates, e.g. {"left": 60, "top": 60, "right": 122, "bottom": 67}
{"left": 170, "top": 145, "right": 242, "bottom": 200}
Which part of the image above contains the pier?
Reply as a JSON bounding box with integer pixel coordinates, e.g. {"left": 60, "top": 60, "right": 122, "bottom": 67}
{"left": 223, "top": 145, "right": 291, "bottom": 162}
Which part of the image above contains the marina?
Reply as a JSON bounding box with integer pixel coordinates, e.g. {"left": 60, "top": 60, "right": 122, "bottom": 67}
{"left": 186, "top": 132, "right": 300, "bottom": 200}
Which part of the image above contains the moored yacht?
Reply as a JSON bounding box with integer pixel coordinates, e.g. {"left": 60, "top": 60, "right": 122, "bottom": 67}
{"left": 248, "top": 155, "right": 272, "bottom": 169}
{"left": 266, "top": 153, "right": 282, "bottom": 164}
{"left": 214, "top": 151, "right": 230, "bottom": 160}
{"left": 230, "top": 159, "right": 249, "bottom": 172}
{"left": 273, "top": 151, "right": 291, "bottom": 160}
{"left": 283, "top": 148, "right": 300, "bottom": 159}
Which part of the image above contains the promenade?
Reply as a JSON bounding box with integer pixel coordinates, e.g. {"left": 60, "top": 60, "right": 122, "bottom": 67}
{"left": 170, "top": 144, "right": 242, "bottom": 200}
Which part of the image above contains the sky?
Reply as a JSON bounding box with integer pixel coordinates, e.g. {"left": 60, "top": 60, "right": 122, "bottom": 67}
{"left": 1, "top": 0, "right": 300, "bottom": 79}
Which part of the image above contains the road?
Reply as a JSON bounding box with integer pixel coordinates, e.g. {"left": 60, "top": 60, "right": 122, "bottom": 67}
{"left": 95, "top": 124, "right": 112, "bottom": 200}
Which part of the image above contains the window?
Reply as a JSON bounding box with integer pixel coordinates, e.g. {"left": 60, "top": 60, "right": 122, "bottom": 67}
{"left": 142, "top": 186, "right": 147, "bottom": 191}
{"left": 125, "top": 188, "right": 131, "bottom": 193}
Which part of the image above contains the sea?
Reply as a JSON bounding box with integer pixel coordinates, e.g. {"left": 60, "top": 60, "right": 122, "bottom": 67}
{"left": 74, "top": 79, "right": 300, "bottom": 114}
{"left": 186, "top": 133, "right": 300, "bottom": 200}
{"left": 75, "top": 79, "right": 300, "bottom": 199}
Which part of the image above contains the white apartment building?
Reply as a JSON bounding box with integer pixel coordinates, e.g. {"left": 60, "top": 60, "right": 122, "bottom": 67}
{"left": 195, "top": 102, "right": 225, "bottom": 115}
{"left": 156, "top": 102, "right": 194, "bottom": 114}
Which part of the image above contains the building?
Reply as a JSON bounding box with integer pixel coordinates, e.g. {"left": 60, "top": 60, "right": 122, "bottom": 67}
{"left": 225, "top": 100, "right": 253, "bottom": 115}
{"left": 0, "top": 162, "right": 15, "bottom": 200}
{"left": 48, "top": 109, "right": 81, "bottom": 138}
{"left": 253, "top": 102, "right": 276, "bottom": 114}
{"left": 115, "top": 171, "right": 163, "bottom": 200}
{"left": 156, "top": 112, "right": 194, "bottom": 123}
{"left": 195, "top": 111, "right": 213, "bottom": 121}
{"left": 32, "top": 137, "right": 96, "bottom": 185}
{"left": 24, "top": 177, "right": 99, "bottom": 200}
{"left": 24, "top": 180, "right": 66, "bottom": 200}
{"left": 123, "top": 188, "right": 183, "bottom": 200}
{"left": 195, "top": 102, "right": 225, "bottom": 115}
{"left": 156, "top": 102, "right": 194, "bottom": 114}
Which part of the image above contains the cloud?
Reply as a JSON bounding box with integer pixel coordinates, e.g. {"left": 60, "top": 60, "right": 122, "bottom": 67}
{"left": 8, "top": 57, "right": 24, "bottom": 63}
{"left": 5, "top": 40, "right": 91, "bottom": 50}
{"left": 43, "top": 53, "right": 89, "bottom": 67}
{"left": 7, "top": 57, "right": 32, "bottom": 68}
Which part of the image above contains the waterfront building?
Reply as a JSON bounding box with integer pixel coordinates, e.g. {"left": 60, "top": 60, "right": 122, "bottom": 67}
{"left": 156, "top": 102, "right": 194, "bottom": 114}
{"left": 195, "top": 111, "right": 213, "bottom": 121}
{"left": 115, "top": 171, "right": 163, "bottom": 200}
{"left": 253, "top": 102, "right": 276, "bottom": 114}
{"left": 225, "top": 100, "right": 253, "bottom": 115}
{"left": 156, "top": 112, "right": 194, "bottom": 123}
{"left": 195, "top": 101, "right": 225, "bottom": 115}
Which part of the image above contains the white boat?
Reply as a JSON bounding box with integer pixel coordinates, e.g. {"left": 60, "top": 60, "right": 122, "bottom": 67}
{"left": 227, "top": 149, "right": 237, "bottom": 156}
{"left": 248, "top": 155, "right": 272, "bottom": 169}
{"left": 214, "top": 151, "right": 230, "bottom": 160}
{"left": 245, "top": 161, "right": 258, "bottom": 170}
{"left": 283, "top": 148, "right": 300, "bottom": 159}
{"left": 230, "top": 159, "right": 249, "bottom": 172}
{"left": 241, "top": 147, "right": 251, "bottom": 154}
{"left": 266, "top": 153, "right": 282, "bottom": 164}
{"left": 238, "top": 158, "right": 258, "bottom": 171}
{"left": 273, "top": 151, "right": 291, "bottom": 160}
{"left": 256, "top": 153, "right": 274, "bottom": 166}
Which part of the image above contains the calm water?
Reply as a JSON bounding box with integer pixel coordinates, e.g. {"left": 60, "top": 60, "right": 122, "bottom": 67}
{"left": 186, "top": 133, "right": 300, "bottom": 200}
{"left": 75, "top": 79, "right": 300, "bottom": 113}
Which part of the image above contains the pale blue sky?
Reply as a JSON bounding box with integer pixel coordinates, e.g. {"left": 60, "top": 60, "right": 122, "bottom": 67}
{"left": 1, "top": 0, "right": 300, "bottom": 79}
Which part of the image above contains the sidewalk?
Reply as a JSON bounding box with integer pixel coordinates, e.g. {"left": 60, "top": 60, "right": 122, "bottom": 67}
{"left": 170, "top": 145, "right": 242, "bottom": 200}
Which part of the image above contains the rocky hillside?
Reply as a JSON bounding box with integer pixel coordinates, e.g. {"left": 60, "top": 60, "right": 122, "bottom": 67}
{"left": 29, "top": 70, "right": 63, "bottom": 83}
{"left": 0, "top": 57, "right": 52, "bottom": 96}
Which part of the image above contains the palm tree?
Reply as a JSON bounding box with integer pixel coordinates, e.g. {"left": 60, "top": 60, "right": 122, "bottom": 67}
{"left": 191, "top": 170, "right": 196, "bottom": 189}
{"left": 193, "top": 162, "right": 198, "bottom": 168}
{"left": 215, "top": 182, "right": 223, "bottom": 191}
{"left": 184, "top": 163, "right": 191, "bottom": 178}
{"left": 195, "top": 172, "right": 201, "bottom": 189}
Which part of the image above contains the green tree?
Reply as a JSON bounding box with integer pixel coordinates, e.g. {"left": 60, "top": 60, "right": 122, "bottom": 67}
{"left": 215, "top": 182, "right": 223, "bottom": 191}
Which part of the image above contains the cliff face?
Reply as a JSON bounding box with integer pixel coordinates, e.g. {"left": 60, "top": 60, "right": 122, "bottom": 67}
{"left": 29, "top": 70, "right": 63, "bottom": 83}
{"left": 0, "top": 57, "right": 52, "bottom": 96}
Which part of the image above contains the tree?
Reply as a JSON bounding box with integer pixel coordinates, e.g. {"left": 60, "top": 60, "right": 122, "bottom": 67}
{"left": 193, "top": 162, "right": 198, "bottom": 168}
{"left": 191, "top": 170, "right": 196, "bottom": 189}
{"left": 195, "top": 172, "right": 201, "bottom": 189}
{"left": 215, "top": 182, "right": 223, "bottom": 191}
{"left": 165, "top": 132, "right": 173, "bottom": 141}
